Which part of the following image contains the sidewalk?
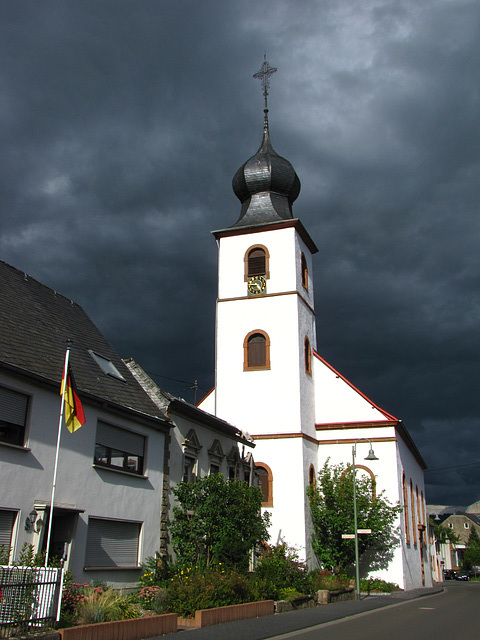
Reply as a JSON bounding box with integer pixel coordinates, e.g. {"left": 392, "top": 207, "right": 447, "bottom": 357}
{"left": 161, "top": 585, "right": 444, "bottom": 640}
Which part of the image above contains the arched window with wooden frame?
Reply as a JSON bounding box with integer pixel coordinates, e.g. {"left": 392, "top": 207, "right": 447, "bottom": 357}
{"left": 244, "top": 245, "right": 270, "bottom": 280}
{"left": 304, "top": 336, "right": 312, "bottom": 376}
{"left": 341, "top": 465, "right": 377, "bottom": 500}
{"left": 403, "top": 473, "right": 411, "bottom": 545}
{"left": 244, "top": 330, "right": 271, "bottom": 371}
{"left": 410, "top": 479, "right": 417, "bottom": 546}
{"left": 308, "top": 463, "right": 316, "bottom": 487}
{"left": 416, "top": 485, "right": 422, "bottom": 529}
{"left": 301, "top": 252, "right": 308, "bottom": 290}
{"left": 256, "top": 462, "right": 273, "bottom": 507}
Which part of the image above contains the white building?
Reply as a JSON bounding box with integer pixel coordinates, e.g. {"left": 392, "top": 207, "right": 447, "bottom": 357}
{"left": 199, "top": 105, "right": 431, "bottom": 590}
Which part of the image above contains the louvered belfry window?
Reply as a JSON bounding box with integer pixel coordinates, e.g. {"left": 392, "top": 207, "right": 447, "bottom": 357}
{"left": 301, "top": 253, "right": 308, "bottom": 289}
{"left": 248, "top": 248, "right": 266, "bottom": 276}
{"left": 248, "top": 333, "right": 266, "bottom": 368}
{"left": 0, "top": 386, "right": 29, "bottom": 446}
{"left": 85, "top": 517, "right": 140, "bottom": 568}
{"left": 244, "top": 331, "right": 270, "bottom": 370}
{"left": 304, "top": 336, "right": 312, "bottom": 375}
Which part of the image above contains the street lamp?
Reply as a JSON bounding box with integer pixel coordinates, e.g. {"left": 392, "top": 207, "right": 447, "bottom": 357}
{"left": 352, "top": 438, "right": 378, "bottom": 600}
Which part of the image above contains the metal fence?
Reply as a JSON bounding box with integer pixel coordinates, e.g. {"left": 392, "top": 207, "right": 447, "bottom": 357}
{"left": 0, "top": 566, "right": 63, "bottom": 637}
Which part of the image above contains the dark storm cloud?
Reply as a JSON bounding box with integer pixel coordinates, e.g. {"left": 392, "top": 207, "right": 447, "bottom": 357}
{"left": 1, "top": 0, "right": 480, "bottom": 505}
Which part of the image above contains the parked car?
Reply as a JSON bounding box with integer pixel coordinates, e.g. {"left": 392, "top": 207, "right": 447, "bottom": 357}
{"left": 443, "top": 569, "right": 456, "bottom": 580}
{"left": 455, "top": 570, "right": 472, "bottom": 581}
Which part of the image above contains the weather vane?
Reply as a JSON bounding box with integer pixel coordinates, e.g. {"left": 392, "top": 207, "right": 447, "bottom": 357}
{"left": 253, "top": 53, "right": 277, "bottom": 111}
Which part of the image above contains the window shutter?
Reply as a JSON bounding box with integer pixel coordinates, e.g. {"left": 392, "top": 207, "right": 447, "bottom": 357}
{"left": 248, "top": 335, "right": 266, "bottom": 367}
{"left": 0, "top": 387, "right": 28, "bottom": 426}
{"left": 85, "top": 518, "right": 140, "bottom": 568}
{"left": 248, "top": 249, "right": 266, "bottom": 276}
{"left": 0, "top": 510, "right": 16, "bottom": 549}
{"left": 96, "top": 423, "right": 144, "bottom": 457}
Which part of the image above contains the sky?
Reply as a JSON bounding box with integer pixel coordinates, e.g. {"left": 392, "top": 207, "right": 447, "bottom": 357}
{"left": 1, "top": 0, "right": 479, "bottom": 507}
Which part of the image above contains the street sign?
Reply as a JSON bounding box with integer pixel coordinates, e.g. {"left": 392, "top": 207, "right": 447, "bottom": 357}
{"left": 342, "top": 529, "right": 371, "bottom": 539}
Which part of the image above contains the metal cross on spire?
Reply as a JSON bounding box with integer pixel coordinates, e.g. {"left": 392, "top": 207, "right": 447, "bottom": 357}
{"left": 253, "top": 53, "right": 277, "bottom": 111}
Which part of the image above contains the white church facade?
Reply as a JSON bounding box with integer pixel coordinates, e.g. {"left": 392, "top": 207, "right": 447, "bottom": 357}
{"left": 199, "top": 67, "right": 431, "bottom": 590}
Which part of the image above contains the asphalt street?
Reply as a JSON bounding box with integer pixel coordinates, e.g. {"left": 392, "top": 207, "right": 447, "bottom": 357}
{"left": 268, "top": 582, "right": 480, "bottom": 640}
{"left": 159, "top": 584, "right": 450, "bottom": 639}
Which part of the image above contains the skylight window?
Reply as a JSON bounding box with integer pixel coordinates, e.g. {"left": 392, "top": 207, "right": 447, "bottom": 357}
{"left": 88, "top": 350, "right": 126, "bottom": 381}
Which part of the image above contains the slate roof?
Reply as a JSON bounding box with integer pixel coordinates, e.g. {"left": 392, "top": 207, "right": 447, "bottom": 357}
{"left": 124, "top": 358, "right": 254, "bottom": 447}
{"left": 231, "top": 124, "right": 300, "bottom": 227}
{"left": 0, "top": 260, "right": 169, "bottom": 427}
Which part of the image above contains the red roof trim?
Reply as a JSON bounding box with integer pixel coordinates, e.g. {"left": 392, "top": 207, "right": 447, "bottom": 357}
{"left": 316, "top": 420, "right": 398, "bottom": 430}
{"left": 313, "top": 350, "right": 398, "bottom": 422}
{"left": 196, "top": 386, "right": 215, "bottom": 407}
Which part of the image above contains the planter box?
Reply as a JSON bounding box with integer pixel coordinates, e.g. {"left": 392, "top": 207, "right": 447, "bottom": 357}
{"left": 59, "top": 613, "right": 177, "bottom": 640}
{"left": 178, "top": 600, "right": 274, "bottom": 629}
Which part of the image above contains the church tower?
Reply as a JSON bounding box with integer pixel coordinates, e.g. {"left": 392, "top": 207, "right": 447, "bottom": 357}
{"left": 199, "top": 59, "right": 431, "bottom": 588}
{"left": 205, "top": 57, "right": 319, "bottom": 552}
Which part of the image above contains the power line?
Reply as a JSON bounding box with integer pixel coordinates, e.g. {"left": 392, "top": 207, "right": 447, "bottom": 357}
{"left": 146, "top": 372, "right": 210, "bottom": 404}
{"left": 425, "top": 461, "right": 480, "bottom": 473}
{"left": 147, "top": 372, "right": 195, "bottom": 386}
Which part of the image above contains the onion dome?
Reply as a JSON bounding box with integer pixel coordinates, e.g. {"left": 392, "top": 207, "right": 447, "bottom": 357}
{"left": 231, "top": 111, "right": 301, "bottom": 228}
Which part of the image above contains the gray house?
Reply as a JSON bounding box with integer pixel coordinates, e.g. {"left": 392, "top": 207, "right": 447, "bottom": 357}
{"left": 0, "top": 260, "right": 253, "bottom": 587}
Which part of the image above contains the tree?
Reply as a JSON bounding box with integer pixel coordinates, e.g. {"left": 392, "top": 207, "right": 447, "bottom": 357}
{"left": 170, "top": 474, "right": 270, "bottom": 571}
{"left": 307, "top": 459, "right": 402, "bottom": 575}
{"left": 463, "top": 526, "right": 480, "bottom": 570}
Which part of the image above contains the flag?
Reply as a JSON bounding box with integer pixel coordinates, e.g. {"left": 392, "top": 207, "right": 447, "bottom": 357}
{"left": 61, "top": 365, "right": 86, "bottom": 433}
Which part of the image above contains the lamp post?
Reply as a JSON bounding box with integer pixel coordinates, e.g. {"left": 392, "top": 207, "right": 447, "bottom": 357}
{"left": 352, "top": 438, "right": 378, "bottom": 600}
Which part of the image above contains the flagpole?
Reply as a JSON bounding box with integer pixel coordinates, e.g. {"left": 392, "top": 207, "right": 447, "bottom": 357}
{"left": 44, "top": 345, "right": 71, "bottom": 568}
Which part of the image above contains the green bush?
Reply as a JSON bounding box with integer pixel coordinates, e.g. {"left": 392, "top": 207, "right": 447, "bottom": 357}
{"left": 134, "top": 585, "right": 169, "bottom": 614}
{"left": 171, "top": 475, "right": 270, "bottom": 571}
{"left": 162, "top": 565, "right": 262, "bottom": 618}
{"left": 138, "top": 553, "right": 172, "bottom": 587}
{"left": 360, "top": 578, "right": 398, "bottom": 593}
{"left": 277, "top": 587, "right": 304, "bottom": 601}
{"left": 0, "top": 544, "right": 11, "bottom": 564}
{"left": 309, "top": 570, "right": 351, "bottom": 592}
{"left": 254, "top": 544, "right": 310, "bottom": 599}
{"left": 75, "top": 587, "right": 140, "bottom": 625}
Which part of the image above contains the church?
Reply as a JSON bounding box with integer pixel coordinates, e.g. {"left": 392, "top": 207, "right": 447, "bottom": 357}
{"left": 199, "top": 58, "right": 431, "bottom": 590}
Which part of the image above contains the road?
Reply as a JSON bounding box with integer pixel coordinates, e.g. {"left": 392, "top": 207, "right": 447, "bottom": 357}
{"left": 267, "top": 582, "right": 480, "bottom": 640}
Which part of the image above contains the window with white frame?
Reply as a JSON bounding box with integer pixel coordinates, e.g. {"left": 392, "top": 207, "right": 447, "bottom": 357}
{"left": 182, "top": 429, "right": 202, "bottom": 482}
{"left": 94, "top": 422, "right": 145, "bottom": 475}
{"left": 183, "top": 456, "right": 197, "bottom": 482}
{"left": 0, "top": 509, "right": 17, "bottom": 558}
{"left": 0, "top": 386, "right": 29, "bottom": 447}
{"left": 85, "top": 517, "right": 141, "bottom": 568}
{"left": 208, "top": 439, "right": 224, "bottom": 476}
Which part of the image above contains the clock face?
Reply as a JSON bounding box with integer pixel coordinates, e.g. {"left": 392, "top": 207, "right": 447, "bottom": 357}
{"left": 247, "top": 275, "right": 267, "bottom": 295}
